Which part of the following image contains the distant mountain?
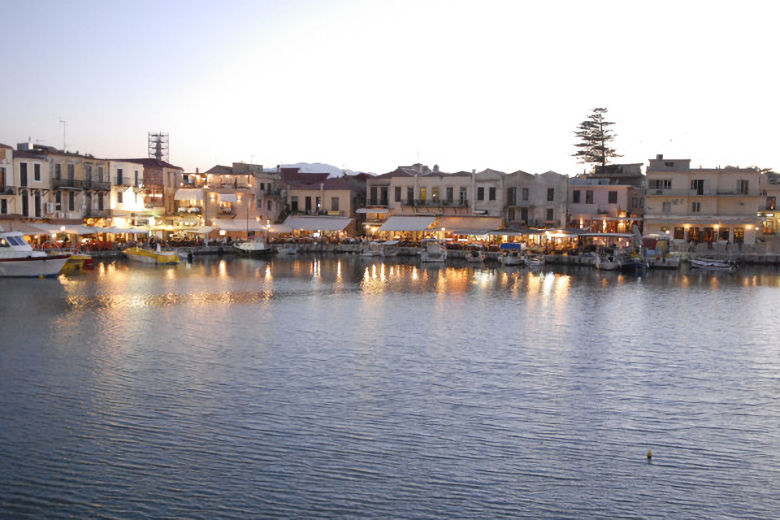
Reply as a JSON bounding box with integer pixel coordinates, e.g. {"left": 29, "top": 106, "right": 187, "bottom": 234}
{"left": 282, "top": 162, "right": 371, "bottom": 178}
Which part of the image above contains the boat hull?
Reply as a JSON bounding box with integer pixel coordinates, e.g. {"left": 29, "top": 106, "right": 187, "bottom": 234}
{"left": 234, "top": 242, "right": 273, "bottom": 257}
{"left": 124, "top": 247, "right": 180, "bottom": 265}
{"left": 0, "top": 254, "right": 70, "bottom": 278}
{"left": 690, "top": 258, "right": 736, "bottom": 270}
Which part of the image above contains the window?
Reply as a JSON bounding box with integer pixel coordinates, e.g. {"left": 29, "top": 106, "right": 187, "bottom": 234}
{"left": 98, "top": 193, "right": 104, "bottom": 211}
{"left": 22, "top": 193, "right": 29, "bottom": 216}
{"left": 691, "top": 179, "right": 704, "bottom": 195}
{"left": 522, "top": 188, "right": 529, "bottom": 201}
{"left": 305, "top": 196, "right": 312, "bottom": 212}
{"left": 68, "top": 191, "right": 75, "bottom": 211}
{"left": 85, "top": 165, "right": 92, "bottom": 181}
{"left": 67, "top": 164, "right": 74, "bottom": 180}
{"left": 489, "top": 187, "right": 496, "bottom": 201}
{"left": 547, "top": 188, "right": 554, "bottom": 201}
{"left": 631, "top": 197, "right": 640, "bottom": 209}
{"left": 691, "top": 202, "right": 701, "bottom": 213}
{"left": 546, "top": 208, "right": 554, "bottom": 221}
{"left": 738, "top": 180, "right": 749, "bottom": 194}
{"left": 0, "top": 199, "right": 6, "bottom": 214}
{"left": 98, "top": 166, "right": 104, "bottom": 182}
{"left": 767, "top": 196, "right": 777, "bottom": 211}
{"left": 459, "top": 187, "right": 467, "bottom": 204}
{"left": 585, "top": 190, "right": 593, "bottom": 204}
{"left": 380, "top": 187, "right": 388, "bottom": 205}
{"left": 648, "top": 179, "right": 672, "bottom": 190}
{"left": 0, "top": 167, "right": 4, "bottom": 189}
{"left": 719, "top": 227, "right": 730, "bottom": 241}
{"left": 117, "top": 169, "right": 123, "bottom": 185}
{"left": 267, "top": 200, "right": 272, "bottom": 211}
{"left": 431, "top": 187, "right": 440, "bottom": 201}
{"left": 55, "top": 191, "right": 62, "bottom": 210}
{"left": 477, "top": 187, "right": 484, "bottom": 201}
{"left": 331, "top": 197, "right": 339, "bottom": 211}
{"left": 507, "top": 187, "right": 516, "bottom": 205}
{"left": 117, "top": 191, "right": 123, "bottom": 203}
{"left": 419, "top": 187, "right": 427, "bottom": 202}
{"left": 291, "top": 196, "right": 298, "bottom": 212}
{"left": 572, "top": 190, "right": 581, "bottom": 203}
{"left": 664, "top": 161, "right": 675, "bottom": 167}
{"left": 315, "top": 196, "right": 321, "bottom": 211}
{"left": 662, "top": 201, "right": 671, "bottom": 213}
{"left": 446, "top": 187, "right": 453, "bottom": 202}
{"left": 395, "top": 186, "right": 401, "bottom": 202}
{"left": 407, "top": 187, "right": 414, "bottom": 203}
{"left": 134, "top": 170, "right": 139, "bottom": 186}
{"left": 55, "top": 164, "right": 61, "bottom": 179}
{"left": 34, "top": 164, "right": 41, "bottom": 181}
{"left": 370, "top": 186, "right": 378, "bottom": 205}
{"left": 608, "top": 191, "right": 618, "bottom": 204}
{"left": 674, "top": 227, "right": 684, "bottom": 239}
{"left": 20, "top": 163, "right": 28, "bottom": 186}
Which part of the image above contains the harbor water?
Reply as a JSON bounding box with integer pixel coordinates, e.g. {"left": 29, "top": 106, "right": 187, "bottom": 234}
{"left": 1, "top": 256, "right": 779, "bottom": 518}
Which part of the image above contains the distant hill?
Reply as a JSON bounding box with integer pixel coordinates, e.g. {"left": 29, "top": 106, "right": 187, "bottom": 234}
{"left": 282, "top": 162, "right": 371, "bottom": 178}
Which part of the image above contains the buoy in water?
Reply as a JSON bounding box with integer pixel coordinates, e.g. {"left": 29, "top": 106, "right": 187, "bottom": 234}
{"left": 647, "top": 450, "right": 653, "bottom": 460}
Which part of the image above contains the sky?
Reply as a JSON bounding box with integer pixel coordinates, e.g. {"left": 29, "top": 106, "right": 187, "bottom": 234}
{"left": 1, "top": 0, "right": 778, "bottom": 175}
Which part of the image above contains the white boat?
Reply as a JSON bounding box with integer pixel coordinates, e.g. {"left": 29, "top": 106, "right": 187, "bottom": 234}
{"left": 465, "top": 249, "right": 485, "bottom": 263}
{"left": 380, "top": 240, "right": 400, "bottom": 257}
{"left": 420, "top": 239, "right": 447, "bottom": 263}
{"left": 233, "top": 239, "right": 273, "bottom": 257}
{"left": 525, "top": 255, "right": 545, "bottom": 268}
{"left": 647, "top": 254, "right": 681, "bottom": 269}
{"left": 498, "top": 250, "right": 525, "bottom": 266}
{"left": 124, "top": 246, "right": 180, "bottom": 265}
{"left": 276, "top": 244, "right": 298, "bottom": 255}
{"left": 690, "top": 257, "right": 737, "bottom": 270}
{"left": 594, "top": 253, "right": 621, "bottom": 271}
{"left": 0, "top": 232, "right": 71, "bottom": 278}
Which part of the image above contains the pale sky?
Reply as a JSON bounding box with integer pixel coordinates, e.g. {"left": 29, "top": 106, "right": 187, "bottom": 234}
{"left": 1, "top": 0, "right": 778, "bottom": 175}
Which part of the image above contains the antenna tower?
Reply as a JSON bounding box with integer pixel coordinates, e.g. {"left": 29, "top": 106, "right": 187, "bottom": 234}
{"left": 148, "top": 132, "right": 169, "bottom": 162}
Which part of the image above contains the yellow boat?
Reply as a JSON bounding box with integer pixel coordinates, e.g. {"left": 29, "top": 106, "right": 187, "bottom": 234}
{"left": 124, "top": 247, "right": 180, "bottom": 265}
{"left": 60, "top": 254, "right": 94, "bottom": 274}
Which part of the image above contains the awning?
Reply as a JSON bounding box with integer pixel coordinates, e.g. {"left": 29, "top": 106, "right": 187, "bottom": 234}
{"left": 213, "top": 218, "right": 266, "bottom": 231}
{"left": 4, "top": 222, "right": 50, "bottom": 234}
{"left": 378, "top": 216, "right": 437, "bottom": 232}
{"left": 356, "top": 208, "right": 390, "bottom": 214}
{"left": 218, "top": 193, "right": 237, "bottom": 203}
{"left": 182, "top": 226, "right": 216, "bottom": 235}
{"left": 282, "top": 216, "right": 353, "bottom": 232}
{"left": 580, "top": 233, "right": 634, "bottom": 238}
{"left": 438, "top": 216, "right": 502, "bottom": 235}
{"left": 174, "top": 188, "right": 204, "bottom": 201}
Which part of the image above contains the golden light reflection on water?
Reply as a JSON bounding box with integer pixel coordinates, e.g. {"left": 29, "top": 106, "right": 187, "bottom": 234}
{"left": 218, "top": 259, "right": 227, "bottom": 278}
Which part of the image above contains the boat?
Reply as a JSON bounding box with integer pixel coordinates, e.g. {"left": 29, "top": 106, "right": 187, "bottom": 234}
{"left": 642, "top": 234, "right": 681, "bottom": 269}
{"left": 619, "top": 254, "right": 648, "bottom": 274}
{"left": 61, "top": 253, "right": 95, "bottom": 275}
{"left": 690, "top": 257, "right": 737, "bottom": 270}
{"left": 379, "top": 240, "right": 400, "bottom": 257}
{"left": 498, "top": 250, "right": 525, "bottom": 266}
{"left": 276, "top": 244, "right": 298, "bottom": 255}
{"left": 420, "top": 239, "right": 447, "bottom": 263}
{"left": 124, "top": 246, "right": 181, "bottom": 265}
{"left": 594, "top": 253, "right": 621, "bottom": 271}
{"left": 233, "top": 239, "right": 273, "bottom": 257}
{"left": 465, "top": 249, "right": 485, "bottom": 263}
{"left": 525, "top": 255, "right": 545, "bottom": 268}
{"left": 0, "top": 231, "right": 71, "bottom": 278}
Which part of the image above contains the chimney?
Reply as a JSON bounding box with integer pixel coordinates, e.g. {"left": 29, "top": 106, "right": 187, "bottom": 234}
{"left": 656, "top": 154, "right": 663, "bottom": 160}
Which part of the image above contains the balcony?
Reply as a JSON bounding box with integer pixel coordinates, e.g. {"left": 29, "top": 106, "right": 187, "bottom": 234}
{"left": 368, "top": 199, "right": 389, "bottom": 206}
{"left": 85, "top": 180, "right": 111, "bottom": 191}
{"left": 52, "top": 178, "right": 85, "bottom": 190}
{"left": 401, "top": 199, "right": 469, "bottom": 208}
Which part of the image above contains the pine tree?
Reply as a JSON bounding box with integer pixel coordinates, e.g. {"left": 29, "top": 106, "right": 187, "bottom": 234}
{"left": 572, "top": 107, "right": 621, "bottom": 170}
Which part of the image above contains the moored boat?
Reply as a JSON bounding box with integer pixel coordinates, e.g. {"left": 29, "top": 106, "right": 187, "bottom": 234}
{"left": 498, "top": 250, "right": 525, "bottom": 266}
{"left": 124, "top": 246, "right": 180, "bottom": 265}
{"left": 0, "top": 232, "right": 71, "bottom": 278}
{"left": 233, "top": 239, "right": 273, "bottom": 258}
{"left": 465, "top": 249, "right": 485, "bottom": 263}
{"left": 525, "top": 255, "right": 545, "bottom": 268}
{"left": 420, "top": 239, "right": 447, "bottom": 263}
{"left": 595, "top": 253, "right": 621, "bottom": 271}
{"left": 690, "top": 257, "right": 737, "bottom": 270}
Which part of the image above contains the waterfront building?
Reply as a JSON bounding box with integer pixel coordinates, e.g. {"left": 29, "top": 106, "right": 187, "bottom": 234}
{"left": 109, "top": 158, "right": 183, "bottom": 228}
{"left": 0, "top": 144, "right": 15, "bottom": 220}
{"left": 644, "top": 154, "right": 762, "bottom": 247}
{"left": 758, "top": 171, "right": 780, "bottom": 239}
{"left": 504, "top": 170, "right": 568, "bottom": 228}
{"left": 473, "top": 169, "right": 507, "bottom": 217}
{"left": 567, "top": 177, "right": 643, "bottom": 233}
{"left": 109, "top": 161, "right": 145, "bottom": 228}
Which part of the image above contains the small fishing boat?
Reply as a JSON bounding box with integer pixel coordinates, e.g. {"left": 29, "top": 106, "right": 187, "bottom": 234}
{"left": 233, "top": 239, "right": 273, "bottom": 258}
{"left": 420, "top": 239, "right": 447, "bottom": 263}
{"left": 124, "top": 246, "right": 180, "bottom": 265}
{"left": 525, "top": 255, "right": 545, "bottom": 268}
{"left": 594, "top": 253, "right": 621, "bottom": 271}
{"left": 498, "top": 250, "right": 525, "bottom": 266}
{"left": 465, "top": 249, "right": 485, "bottom": 263}
{"left": 690, "top": 257, "right": 737, "bottom": 270}
{"left": 0, "top": 232, "right": 71, "bottom": 278}
{"left": 276, "top": 244, "right": 298, "bottom": 255}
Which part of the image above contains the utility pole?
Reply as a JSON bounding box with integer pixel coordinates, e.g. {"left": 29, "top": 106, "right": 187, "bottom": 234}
{"left": 59, "top": 120, "right": 67, "bottom": 151}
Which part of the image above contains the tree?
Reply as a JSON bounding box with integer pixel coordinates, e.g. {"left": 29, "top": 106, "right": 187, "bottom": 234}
{"left": 572, "top": 107, "right": 621, "bottom": 170}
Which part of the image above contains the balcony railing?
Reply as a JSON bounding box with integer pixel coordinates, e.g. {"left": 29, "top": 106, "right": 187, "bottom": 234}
{"left": 52, "top": 178, "right": 85, "bottom": 190}
{"left": 401, "top": 199, "right": 469, "bottom": 208}
{"left": 84, "top": 208, "right": 110, "bottom": 218}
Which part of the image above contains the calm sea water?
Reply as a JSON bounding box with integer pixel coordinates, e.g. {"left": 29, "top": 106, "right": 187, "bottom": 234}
{"left": 1, "top": 255, "right": 779, "bottom": 519}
